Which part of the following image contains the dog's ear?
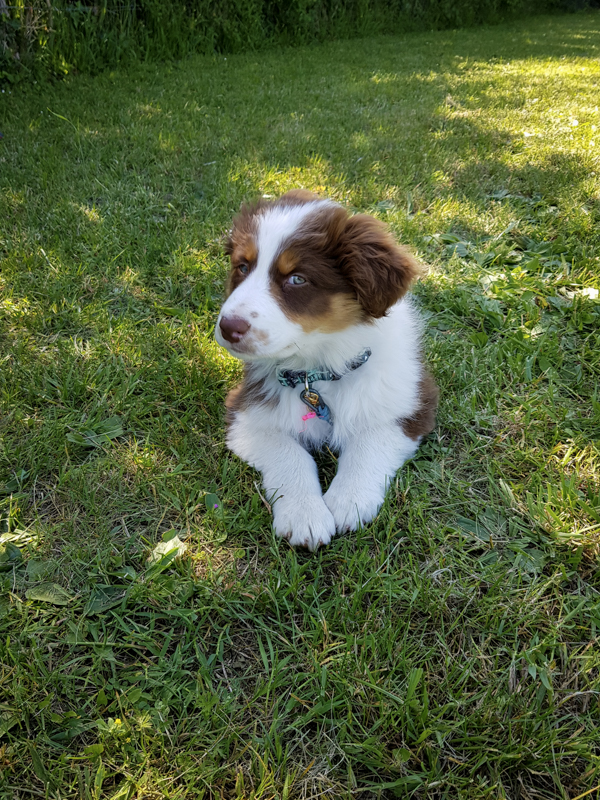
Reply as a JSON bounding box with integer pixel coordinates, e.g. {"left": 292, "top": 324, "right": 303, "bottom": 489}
{"left": 337, "top": 214, "right": 421, "bottom": 318}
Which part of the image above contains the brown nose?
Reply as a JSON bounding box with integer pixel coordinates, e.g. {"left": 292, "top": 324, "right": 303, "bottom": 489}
{"left": 219, "top": 315, "right": 251, "bottom": 343}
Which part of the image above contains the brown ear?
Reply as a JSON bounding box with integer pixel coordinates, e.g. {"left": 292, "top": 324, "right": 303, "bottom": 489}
{"left": 337, "top": 214, "right": 421, "bottom": 318}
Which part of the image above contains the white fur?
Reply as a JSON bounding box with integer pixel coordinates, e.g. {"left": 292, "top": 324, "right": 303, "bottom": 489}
{"left": 216, "top": 201, "right": 333, "bottom": 361}
{"left": 217, "top": 204, "right": 427, "bottom": 550}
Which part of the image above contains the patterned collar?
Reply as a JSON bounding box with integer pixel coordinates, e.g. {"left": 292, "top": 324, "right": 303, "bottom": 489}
{"left": 276, "top": 348, "right": 372, "bottom": 389}
{"left": 275, "top": 349, "right": 372, "bottom": 424}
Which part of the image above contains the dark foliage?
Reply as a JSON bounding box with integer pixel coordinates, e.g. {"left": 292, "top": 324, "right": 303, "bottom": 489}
{"left": 1, "top": 0, "right": 594, "bottom": 83}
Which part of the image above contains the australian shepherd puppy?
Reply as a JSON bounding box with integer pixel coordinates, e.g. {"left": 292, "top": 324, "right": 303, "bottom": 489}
{"left": 215, "top": 190, "right": 438, "bottom": 550}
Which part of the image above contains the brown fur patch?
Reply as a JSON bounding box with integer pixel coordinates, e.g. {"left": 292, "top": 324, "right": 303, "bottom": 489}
{"left": 400, "top": 372, "right": 439, "bottom": 440}
{"left": 229, "top": 239, "right": 257, "bottom": 272}
{"left": 336, "top": 214, "right": 422, "bottom": 318}
{"left": 274, "top": 249, "right": 300, "bottom": 276}
{"left": 269, "top": 204, "right": 365, "bottom": 332}
{"left": 225, "top": 370, "right": 278, "bottom": 428}
{"left": 224, "top": 201, "right": 264, "bottom": 295}
{"left": 275, "top": 189, "right": 321, "bottom": 206}
{"left": 290, "top": 293, "right": 364, "bottom": 333}
{"left": 226, "top": 241, "right": 257, "bottom": 294}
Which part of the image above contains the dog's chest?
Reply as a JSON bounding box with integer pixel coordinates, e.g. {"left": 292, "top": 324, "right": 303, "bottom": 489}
{"left": 272, "top": 373, "right": 372, "bottom": 444}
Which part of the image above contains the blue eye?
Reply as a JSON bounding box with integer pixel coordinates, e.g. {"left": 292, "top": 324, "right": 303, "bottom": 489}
{"left": 238, "top": 264, "right": 249, "bottom": 275}
{"left": 288, "top": 274, "right": 306, "bottom": 286}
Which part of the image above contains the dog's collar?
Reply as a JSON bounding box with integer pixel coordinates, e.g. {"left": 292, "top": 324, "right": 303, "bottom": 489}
{"left": 276, "top": 348, "right": 372, "bottom": 389}
{"left": 276, "top": 349, "right": 371, "bottom": 425}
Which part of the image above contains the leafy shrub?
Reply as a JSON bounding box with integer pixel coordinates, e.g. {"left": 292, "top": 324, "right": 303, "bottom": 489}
{"left": 0, "top": 0, "right": 596, "bottom": 83}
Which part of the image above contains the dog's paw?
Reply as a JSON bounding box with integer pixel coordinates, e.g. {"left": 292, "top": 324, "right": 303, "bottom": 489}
{"left": 272, "top": 495, "right": 336, "bottom": 551}
{"left": 323, "top": 482, "right": 384, "bottom": 533}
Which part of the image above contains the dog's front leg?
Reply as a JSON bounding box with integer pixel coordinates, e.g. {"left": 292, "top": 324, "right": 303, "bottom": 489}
{"left": 323, "top": 426, "right": 419, "bottom": 533}
{"left": 228, "top": 418, "right": 335, "bottom": 550}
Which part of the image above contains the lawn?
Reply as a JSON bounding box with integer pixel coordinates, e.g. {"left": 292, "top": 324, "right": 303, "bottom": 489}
{"left": 1, "top": 11, "right": 600, "bottom": 799}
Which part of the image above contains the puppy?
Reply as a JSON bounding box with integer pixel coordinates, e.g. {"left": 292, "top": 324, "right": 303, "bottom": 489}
{"left": 216, "top": 190, "right": 438, "bottom": 550}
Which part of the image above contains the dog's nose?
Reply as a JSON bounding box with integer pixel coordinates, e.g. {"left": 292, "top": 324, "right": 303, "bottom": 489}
{"left": 219, "top": 315, "right": 251, "bottom": 343}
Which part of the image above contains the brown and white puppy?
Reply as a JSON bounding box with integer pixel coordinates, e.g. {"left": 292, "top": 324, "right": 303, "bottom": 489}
{"left": 216, "top": 191, "right": 438, "bottom": 550}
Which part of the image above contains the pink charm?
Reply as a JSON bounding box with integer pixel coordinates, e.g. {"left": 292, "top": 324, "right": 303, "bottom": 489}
{"left": 300, "top": 409, "right": 317, "bottom": 433}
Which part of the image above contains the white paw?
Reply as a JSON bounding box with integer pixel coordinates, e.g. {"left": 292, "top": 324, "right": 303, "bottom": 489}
{"left": 323, "top": 481, "right": 385, "bottom": 533}
{"left": 272, "top": 494, "right": 336, "bottom": 551}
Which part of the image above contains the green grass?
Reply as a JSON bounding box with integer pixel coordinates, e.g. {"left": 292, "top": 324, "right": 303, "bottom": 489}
{"left": 1, "top": 12, "right": 600, "bottom": 799}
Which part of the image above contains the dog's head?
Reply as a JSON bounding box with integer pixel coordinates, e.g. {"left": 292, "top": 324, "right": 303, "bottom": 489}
{"left": 216, "top": 190, "right": 420, "bottom": 362}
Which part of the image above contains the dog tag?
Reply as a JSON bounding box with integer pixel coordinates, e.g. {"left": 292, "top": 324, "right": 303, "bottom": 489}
{"left": 300, "top": 387, "right": 332, "bottom": 423}
{"left": 302, "top": 389, "right": 321, "bottom": 406}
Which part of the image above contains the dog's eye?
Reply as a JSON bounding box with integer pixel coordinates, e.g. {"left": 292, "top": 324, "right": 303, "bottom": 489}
{"left": 287, "top": 274, "right": 306, "bottom": 286}
{"left": 238, "top": 264, "right": 249, "bottom": 276}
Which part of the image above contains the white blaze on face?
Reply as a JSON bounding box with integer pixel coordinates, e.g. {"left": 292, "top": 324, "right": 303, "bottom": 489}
{"left": 216, "top": 200, "right": 330, "bottom": 360}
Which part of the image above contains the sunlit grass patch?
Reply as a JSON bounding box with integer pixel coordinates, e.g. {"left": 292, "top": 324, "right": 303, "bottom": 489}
{"left": 1, "top": 11, "right": 600, "bottom": 799}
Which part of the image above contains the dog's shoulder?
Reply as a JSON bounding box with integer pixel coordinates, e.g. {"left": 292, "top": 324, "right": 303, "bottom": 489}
{"left": 225, "top": 369, "right": 280, "bottom": 426}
